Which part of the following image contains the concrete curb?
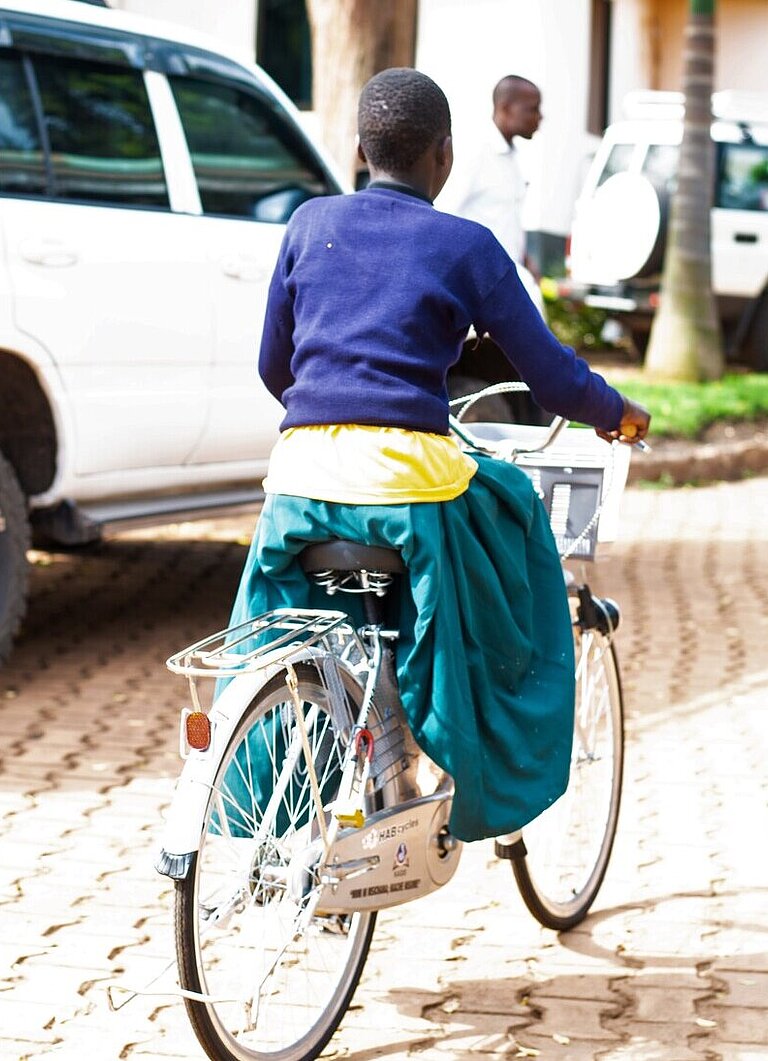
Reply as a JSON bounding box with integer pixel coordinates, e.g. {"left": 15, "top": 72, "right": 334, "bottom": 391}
{"left": 628, "top": 434, "right": 768, "bottom": 485}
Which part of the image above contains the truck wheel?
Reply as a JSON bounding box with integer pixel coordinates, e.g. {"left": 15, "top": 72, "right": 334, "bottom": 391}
{"left": 740, "top": 292, "right": 768, "bottom": 372}
{"left": 627, "top": 324, "right": 650, "bottom": 359}
{"left": 0, "top": 451, "right": 30, "bottom": 664}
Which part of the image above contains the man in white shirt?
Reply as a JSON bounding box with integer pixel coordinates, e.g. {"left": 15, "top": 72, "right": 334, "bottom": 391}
{"left": 438, "top": 76, "right": 548, "bottom": 423}
{"left": 438, "top": 75, "right": 542, "bottom": 304}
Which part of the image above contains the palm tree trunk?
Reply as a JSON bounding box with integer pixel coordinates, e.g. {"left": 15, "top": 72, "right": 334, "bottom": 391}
{"left": 644, "top": 0, "right": 724, "bottom": 381}
{"left": 307, "top": 0, "right": 418, "bottom": 187}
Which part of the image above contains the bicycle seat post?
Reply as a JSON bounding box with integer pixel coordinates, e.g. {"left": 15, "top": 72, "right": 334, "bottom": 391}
{"left": 358, "top": 574, "right": 388, "bottom": 628}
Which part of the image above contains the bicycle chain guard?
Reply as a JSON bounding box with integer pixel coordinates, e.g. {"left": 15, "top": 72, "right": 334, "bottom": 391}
{"left": 314, "top": 789, "right": 461, "bottom": 914}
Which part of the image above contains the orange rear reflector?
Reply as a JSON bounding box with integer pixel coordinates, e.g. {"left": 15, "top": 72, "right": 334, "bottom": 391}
{"left": 185, "top": 711, "right": 211, "bottom": 751}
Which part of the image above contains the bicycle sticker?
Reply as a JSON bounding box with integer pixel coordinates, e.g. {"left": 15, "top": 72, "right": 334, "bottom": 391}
{"left": 361, "top": 817, "right": 419, "bottom": 850}
{"left": 393, "top": 842, "right": 410, "bottom": 875}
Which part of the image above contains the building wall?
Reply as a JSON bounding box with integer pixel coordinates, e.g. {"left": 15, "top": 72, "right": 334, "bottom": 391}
{"left": 611, "top": 0, "right": 768, "bottom": 116}
{"left": 719, "top": 0, "right": 768, "bottom": 92}
{"left": 608, "top": 0, "right": 658, "bottom": 122}
{"left": 415, "top": 0, "right": 595, "bottom": 249}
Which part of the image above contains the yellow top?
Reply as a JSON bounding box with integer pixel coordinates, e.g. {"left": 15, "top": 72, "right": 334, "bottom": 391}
{"left": 263, "top": 424, "right": 478, "bottom": 504}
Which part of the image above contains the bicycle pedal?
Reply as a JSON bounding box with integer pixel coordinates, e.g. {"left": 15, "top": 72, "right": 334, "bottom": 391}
{"left": 333, "top": 800, "right": 366, "bottom": 829}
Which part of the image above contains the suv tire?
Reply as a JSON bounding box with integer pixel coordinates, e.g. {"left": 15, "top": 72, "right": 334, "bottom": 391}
{"left": 0, "top": 450, "right": 29, "bottom": 665}
{"left": 741, "top": 290, "right": 768, "bottom": 372}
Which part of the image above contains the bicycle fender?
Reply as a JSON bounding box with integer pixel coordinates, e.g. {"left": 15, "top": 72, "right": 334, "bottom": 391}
{"left": 155, "top": 648, "right": 338, "bottom": 879}
{"left": 155, "top": 669, "right": 273, "bottom": 878}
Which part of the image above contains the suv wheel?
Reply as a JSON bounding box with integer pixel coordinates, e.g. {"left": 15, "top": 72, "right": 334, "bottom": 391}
{"left": 0, "top": 451, "right": 30, "bottom": 665}
{"left": 741, "top": 291, "right": 768, "bottom": 372}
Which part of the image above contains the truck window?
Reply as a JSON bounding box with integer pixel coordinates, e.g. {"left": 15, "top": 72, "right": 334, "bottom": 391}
{"left": 0, "top": 52, "right": 47, "bottom": 196}
{"left": 596, "top": 143, "right": 634, "bottom": 187}
{"left": 717, "top": 142, "right": 768, "bottom": 212}
{"left": 31, "top": 53, "right": 169, "bottom": 208}
{"left": 641, "top": 143, "right": 679, "bottom": 196}
{"left": 169, "top": 73, "right": 331, "bottom": 222}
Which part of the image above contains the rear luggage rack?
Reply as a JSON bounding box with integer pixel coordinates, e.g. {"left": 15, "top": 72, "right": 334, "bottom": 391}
{"left": 166, "top": 608, "right": 359, "bottom": 679}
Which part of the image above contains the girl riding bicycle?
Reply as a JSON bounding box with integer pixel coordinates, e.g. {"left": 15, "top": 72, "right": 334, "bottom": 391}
{"left": 227, "top": 67, "right": 650, "bottom": 844}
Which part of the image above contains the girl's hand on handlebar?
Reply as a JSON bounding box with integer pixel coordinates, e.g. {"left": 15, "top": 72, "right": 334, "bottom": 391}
{"left": 595, "top": 396, "right": 651, "bottom": 446}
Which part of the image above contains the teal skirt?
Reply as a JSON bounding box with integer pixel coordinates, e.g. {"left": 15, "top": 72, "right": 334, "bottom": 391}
{"left": 226, "top": 456, "right": 574, "bottom": 843}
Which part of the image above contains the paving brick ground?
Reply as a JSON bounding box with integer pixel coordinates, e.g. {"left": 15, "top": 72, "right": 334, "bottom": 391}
{"left": 1, "top": 476, "right": 767, "bottom": 1061}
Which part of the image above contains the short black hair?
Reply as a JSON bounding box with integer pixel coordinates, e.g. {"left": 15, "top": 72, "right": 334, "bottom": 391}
{"left": 358, "top": 68, "right": 451, "bottom": 172}
{"left": 493, "top": 75, "right": 538, "bottom": 107}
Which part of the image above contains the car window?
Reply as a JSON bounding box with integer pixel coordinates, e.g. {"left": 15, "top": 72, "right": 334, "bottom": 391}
{"left": 641, "top": 143, "right": 679, "bottom": 196}
{"left": 596, "top": 143, "right": 634, "bottom": 187}
{"left": 0, "top": 52, "right": 47, "bottom": 196}
{"left": 31, "top": 53, "right": 169, "bottom": 208}
{"left": 717, "top": 142, "right": 768, "bottom": 212}
{"left": 169, "top": 74, "right": 331, "bottom": 222}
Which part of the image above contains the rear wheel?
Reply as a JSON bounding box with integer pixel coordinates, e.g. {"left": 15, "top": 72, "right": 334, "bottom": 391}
{"left": 511, "top": 622, "right": 624, "bottom": 930}
{"left": 0, "top": 450, "right": 29, "bottom": 665}
{"left": 175, "top": 662, "right": 376, "bottom": 1061}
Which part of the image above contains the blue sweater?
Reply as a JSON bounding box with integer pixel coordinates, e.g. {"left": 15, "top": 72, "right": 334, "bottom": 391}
{"left": 258, "top": 186, "right": 624, "bottom": 435}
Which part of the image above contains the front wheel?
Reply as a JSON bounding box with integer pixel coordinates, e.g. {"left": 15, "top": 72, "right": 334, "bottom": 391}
{"left": 511, "top": 624, "right": 624, "bottom": 931}
{"left": 0, "top": 450, "right": 29, "bottom": 665}
{"left": 175, "top": 662, "right": 376, "bottom": 1061}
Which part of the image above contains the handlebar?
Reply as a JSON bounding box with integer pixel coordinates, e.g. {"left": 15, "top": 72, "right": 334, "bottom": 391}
{"left": 448, "top": 411, "right": 571, "bottom": 459}
{"left": 448, "top": 382, "right": 650, "bottom": 457}
{"left": 448, "top": 382, "right": 570, "bottom": 460}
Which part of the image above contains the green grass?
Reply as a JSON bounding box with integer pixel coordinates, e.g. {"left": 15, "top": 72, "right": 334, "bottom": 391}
{"left": 601, "top": 372, "right": 768, "bottom": 438}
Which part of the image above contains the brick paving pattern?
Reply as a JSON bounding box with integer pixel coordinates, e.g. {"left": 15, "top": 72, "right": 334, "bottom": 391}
{"left": 0, "top": 478, "right": 766, "bottom": 1060}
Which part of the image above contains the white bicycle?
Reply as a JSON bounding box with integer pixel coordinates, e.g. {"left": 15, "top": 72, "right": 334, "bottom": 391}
{"left": 156, "top": 385, "right": 629, "bottom": 1061}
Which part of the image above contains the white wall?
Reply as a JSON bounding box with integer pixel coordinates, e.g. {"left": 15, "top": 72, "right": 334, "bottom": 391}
{"left": 415, "top": 0, "right": 596, "bottom": 238}
{"left": 112, "top": 0, "right": 258, "bottom": 57}
{"left": 607, "top": 0, "right": 653, "bottom": 122}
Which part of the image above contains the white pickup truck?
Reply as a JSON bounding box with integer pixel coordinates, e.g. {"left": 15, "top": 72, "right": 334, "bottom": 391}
{"left": 0, "top": 0, "right": 348, "bottom": 661}
{"left": 558, "top": 91, "right": 768, "bottom": 368}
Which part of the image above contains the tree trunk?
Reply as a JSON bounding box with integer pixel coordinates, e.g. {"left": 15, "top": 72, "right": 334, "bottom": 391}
{"left": 307, "top": 0, "right": 418, "bottom": 186}
{"left": 644, "top": 0, "right": 724, "bottom": 381}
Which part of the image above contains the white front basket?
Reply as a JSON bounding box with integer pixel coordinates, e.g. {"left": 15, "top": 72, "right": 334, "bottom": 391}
{"left": 468, "top": 423, "right": 631, "bottom": 557}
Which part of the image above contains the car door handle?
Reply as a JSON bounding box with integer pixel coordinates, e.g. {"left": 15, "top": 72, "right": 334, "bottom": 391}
{"left": 19, "top": 238, "right": 79, "bottom": 267}
{"left": 734, "top": 232, "right": 758, "bottom": 244}
{"left": 220, "top": 255, "right": 269, "bottom": 282}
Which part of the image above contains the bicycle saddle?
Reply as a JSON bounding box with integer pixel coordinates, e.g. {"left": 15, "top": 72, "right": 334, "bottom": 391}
{"left": 298, "top": 540, "right": 406, "bottom": 574}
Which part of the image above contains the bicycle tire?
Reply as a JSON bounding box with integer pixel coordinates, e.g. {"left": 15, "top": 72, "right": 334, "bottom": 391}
{"left": 175, "top": 661, "right": 377, "bottom": 1061}
{"left": 512, "top": 627, "right": 624, "bottom": 931}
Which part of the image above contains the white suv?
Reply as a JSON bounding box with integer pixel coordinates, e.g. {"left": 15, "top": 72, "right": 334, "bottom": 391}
{"left": 0, "top": 0, "right": 346, "bottom": 661}
{"left": 559, "top": 91, "right": 768, "bottom": 369}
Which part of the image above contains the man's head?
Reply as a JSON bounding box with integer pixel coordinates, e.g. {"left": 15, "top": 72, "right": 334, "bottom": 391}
{"left": 492, "top": 75, "right": 542, "bottom": 142}
{"left": 358, "top": 67, "right": 452, "bottom": 188}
